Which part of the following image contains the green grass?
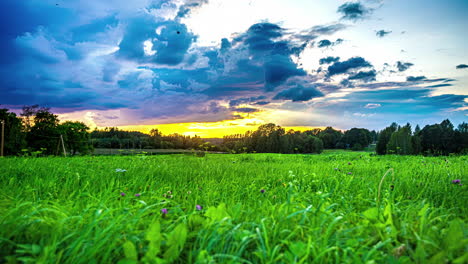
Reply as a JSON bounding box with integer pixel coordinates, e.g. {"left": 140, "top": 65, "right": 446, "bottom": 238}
{"left": 0, "top": 152, "right": 466, "bottom": 263}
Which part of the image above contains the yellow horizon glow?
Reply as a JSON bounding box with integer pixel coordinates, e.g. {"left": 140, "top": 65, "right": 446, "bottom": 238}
{"left": 103, "top": 120, "right": 324, "bottom": 138}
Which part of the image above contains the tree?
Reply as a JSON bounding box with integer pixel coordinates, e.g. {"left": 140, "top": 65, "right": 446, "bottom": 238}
{"left": 60, "top": 121, "right": 93, "bottom": 155}
{"left": 303, "top": 136, "right": 323, "bottom": 153}
{"left": 342, "top": 128, "right": 372, "bottom": 150}
{"left": 376, "top": 123, "right": 398, "bottom": 155}
{"left": 387, "top": 123, "right": 413, "bottom": 155}
{"left": 453, "top": 123, "right": 467, "bottom": 153}
{"left": 27, "top": 109, "right": 60, "bottom": 155}
{"left": 20, "top": 105, "right": 49, "bottom": 132}
{"left": 419, "top": 119, "right": 455, "bottom": 155}
{"left": 0, "top": 108, "right": 26, "bottom": 155}
{"left": 318, "top": 127, "right": 343, "bottom": 149}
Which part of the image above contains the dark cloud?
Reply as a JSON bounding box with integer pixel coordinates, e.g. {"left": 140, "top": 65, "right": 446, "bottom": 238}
{"left": 319, "top": 56, "right": 340, "bottom": 65}
{"left": 317, "top": 39, "right": 332, "bottom": 48}
{"left": 293, "top": 23, "right": 347, "bottom": 42}
{"left": 316, "top": 39, "right": 343, "bottom": 48}
{"left": 273, "top": 86, "right": 323, "bottom": 102}
{"left": 71, "top": 15, "right": 119, "bottom": 42}
{"left": 234, "top": 107, "right": 259, "bottom": 113}
{"left": 406, "top": 76, "right": 427, "bottom": 82}
{"left": 0, "top": 0, "right": 74, "bottom": 63}
{"left": 229, "top": 96, "right": 267, "bottom": 107}
{"left": 264, "top": 55, "right": 306, "bottom": 90}
{"left": 426, "top": 84, "right": 453, "bottom": 88}
{"left": 176, "top": 0, "right": 209, "bottom": 19}
{"left": 338, "top": 2, "right": 370, "bottom": 21}
{"left": 375, "top": 30, "right": 392, "bottom": 38}
{"left": 396, "top": 61, "right": 414, "bottom": 72}
{"left": 456, "top": 64, "right": 468, "bottom": 69}
{"left": 118, "top": 16, "right": 195, "bottom": 65}
{"left": 220, "top": 38, "right": 231, "bottom": 52}
{"left": 327, "top": 57, "right": 372, "bottom": 76}
{"left": 348, "top": 70, "right": 377, "bottom": 82}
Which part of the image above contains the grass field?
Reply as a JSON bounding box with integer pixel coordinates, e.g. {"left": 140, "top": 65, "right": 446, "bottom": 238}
{"left": 0, "top": 152, "right": 466, "bottom": 263}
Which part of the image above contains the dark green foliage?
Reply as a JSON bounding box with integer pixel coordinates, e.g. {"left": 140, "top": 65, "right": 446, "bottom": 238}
{"left": 27, "top": 109, "right": 61, "bottom": 155}
{"left": 318, "top": 127, "right": 343, "bottom": 148}
{"left": 453, "top": 123, "right": 468, "bottom": 153}
{"left": 376, "top": 123, "right": 398, "bottom": 155}
{"left": 222, "top": 123, "right": 324, "bottom": 154}
{"left": 303, "top": 136, "right": 324, "bottom": 153}
{"left": 377, "top": 120, "right": 466, "bottom": 156}
{"left": 60, "top": 121, "right": 93, "bottom": 155}
{"left": 341, "top": 128, "right": 372, "bottom": 149}
{"left": 387, "top": 123, "right": 413, "bottom": 155}
{"left": 91, "top": 127, "right": 210, "bottom": 151}
{"left": 419, "top": 119, "right": 456, "bottom": 155}
{"left": 0, "top": 108, "right": 26, "bottom": 155}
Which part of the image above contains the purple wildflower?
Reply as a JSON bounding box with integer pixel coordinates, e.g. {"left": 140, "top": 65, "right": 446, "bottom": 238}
{"left": 260, "top": 189, "right": 265, "bottom": 193}
{"left": 347, "top": 172, "right": 352, "bottom": 175}
{"left": 196, "top": 205, "right": 202, "bottom": 211}
{"left": 452, "top": 179, "right": 461, "bottom": 184}
{"left": 135, "top": 193, "right": 141, "bottom": 197}
{"left": 120, "top": 192, "right": 126, "bottom": 196}
{"left": 161, "top": 208, "right": 168, "bottom": 214}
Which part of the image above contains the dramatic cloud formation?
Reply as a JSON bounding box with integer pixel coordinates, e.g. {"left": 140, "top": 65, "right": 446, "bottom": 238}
{"left": 0, "top": 0, "right": 466, "bottom": 131}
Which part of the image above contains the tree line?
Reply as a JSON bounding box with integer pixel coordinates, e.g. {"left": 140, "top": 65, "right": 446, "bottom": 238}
{"left": 0, "top": 105, "right": 92, "bottom": 156}
{"left": 221, "top": 123, "right": 376, "bottom": 154}
{"left": 91, "top": 127, "right": 216, "bottom": 151}
{"left": 376, "top": 120, "right": 467, "bottom": 155}
{"left": 0, "top": 106, "right": 466, "bottom": 156}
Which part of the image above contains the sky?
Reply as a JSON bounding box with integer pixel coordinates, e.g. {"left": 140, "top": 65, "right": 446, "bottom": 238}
{"left": 0, "top": 0, "right": 467, "bottom": 137}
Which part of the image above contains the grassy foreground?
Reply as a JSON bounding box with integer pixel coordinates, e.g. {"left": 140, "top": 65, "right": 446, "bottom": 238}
{"left": 0, "top": 152, "right": 466, "bottom": 263}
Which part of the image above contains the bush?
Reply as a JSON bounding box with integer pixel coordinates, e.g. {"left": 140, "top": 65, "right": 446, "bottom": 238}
{"left": 352, "top": 143, "right": 363, "bottom": 151}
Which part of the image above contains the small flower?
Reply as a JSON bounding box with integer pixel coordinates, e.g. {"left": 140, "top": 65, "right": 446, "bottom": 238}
{"left": 187, "top": 191, "right": 192, "bottom": 194}
{"left": 196, "top": 205, "right": 202, "bottom": 211}
{"left": 347, "top": 172, "right": 352, "bottom": 175}
{"left": 120, "top": 192, "right": 126, "bottom": 196}
{"left": 115, "top": 168, "right": 127, "bottom": 173}
{"left": 452, "top": 179, "right": 461, "bottom": 184}
{"left": 135, "top": 193, "right": 141, "bottom": 197}
{"left": 334, "top": 168, "right": 339, "bottom": 170}
{"left": 161, "top": 208, "right": 168, "bottom": 214}
{"left": 260, "top": 189, "right": 265, "bottom": 193}
{"left": 167, "top": 190, "right": 172, "bottom": 194}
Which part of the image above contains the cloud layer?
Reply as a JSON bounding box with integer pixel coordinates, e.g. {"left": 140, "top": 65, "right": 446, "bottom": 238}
{"left": 0, "top": 0, "right": 466, "bottom": 130}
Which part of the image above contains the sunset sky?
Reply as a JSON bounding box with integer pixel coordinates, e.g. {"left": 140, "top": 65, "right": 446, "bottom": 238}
{"left": 1, "top": 0, "right": 467, "bottom": 137}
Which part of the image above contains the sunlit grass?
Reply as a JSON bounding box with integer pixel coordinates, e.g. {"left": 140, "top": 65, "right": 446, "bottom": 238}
{"left": 0, "top": 152, "right": 466, "bottom": 263}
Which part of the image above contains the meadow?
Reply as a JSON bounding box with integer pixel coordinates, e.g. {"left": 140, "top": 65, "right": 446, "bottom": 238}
{"left": 0, "top": 152, "right": 466, "bottom": 263}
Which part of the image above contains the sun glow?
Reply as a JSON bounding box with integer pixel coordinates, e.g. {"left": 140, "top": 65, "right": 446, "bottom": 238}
{"left": 111, "top": 118, "right": 321, "bottom": 138}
